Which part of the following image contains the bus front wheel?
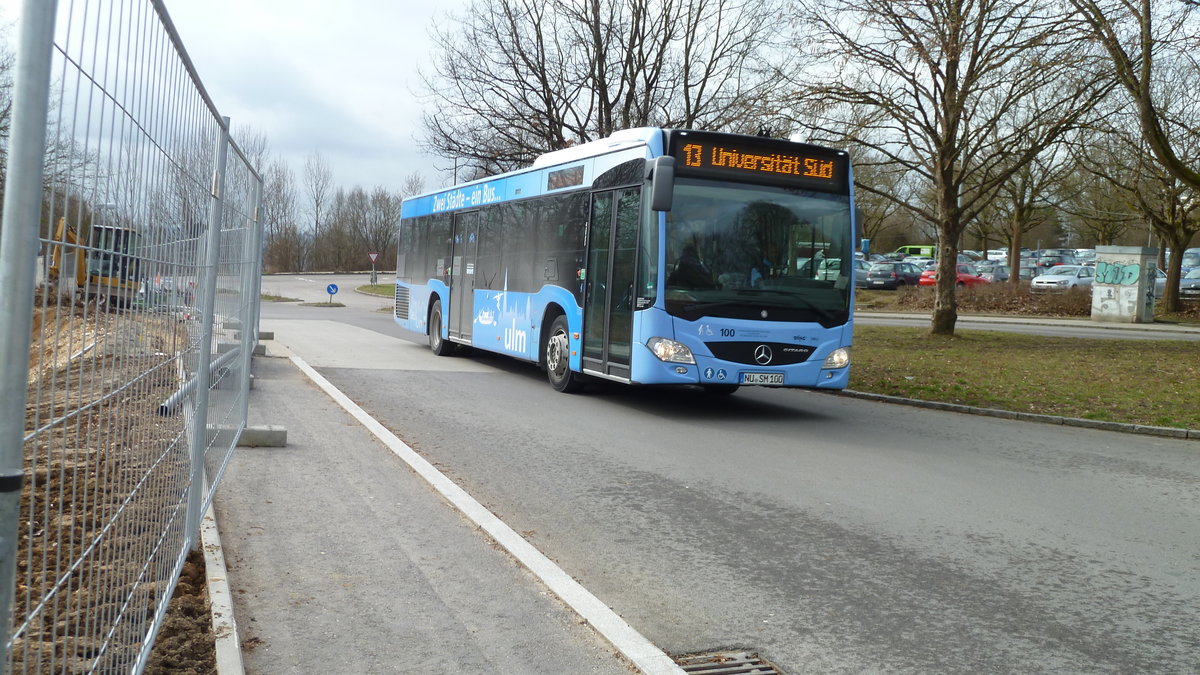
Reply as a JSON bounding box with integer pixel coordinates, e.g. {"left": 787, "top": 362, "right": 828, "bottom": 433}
{"left": 545, "top": 315, "right": 583, "bottom": 393}
{"left": 428, "top": 299, "right": 455, "bottom": 356}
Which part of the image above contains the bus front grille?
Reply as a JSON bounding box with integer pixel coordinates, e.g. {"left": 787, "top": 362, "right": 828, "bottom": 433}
{"left": 705, "top": 341, "right": 815, "bottom": 366}
{"left": 394, "top": 285, "right": 409, "bottom": 319}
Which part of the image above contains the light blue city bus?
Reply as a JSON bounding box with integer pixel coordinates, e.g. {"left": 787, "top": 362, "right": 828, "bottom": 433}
{"left": 394, "top": 127, "right": 857, "bottom": 393}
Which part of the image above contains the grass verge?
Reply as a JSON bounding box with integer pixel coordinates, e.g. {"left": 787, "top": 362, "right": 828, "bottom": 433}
{"left": 851, "top": 325, "right": 1200, "bottom": 430}
{"left": 358, "top": 284, "right": 394, "bottom": 296}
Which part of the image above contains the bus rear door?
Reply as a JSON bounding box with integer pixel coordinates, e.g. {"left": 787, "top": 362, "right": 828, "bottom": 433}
{"left": 582, "top": 188, "right": 639, "bottom": 381}
{"left": 450, "top": 210, "right": 479, "bottom": 341}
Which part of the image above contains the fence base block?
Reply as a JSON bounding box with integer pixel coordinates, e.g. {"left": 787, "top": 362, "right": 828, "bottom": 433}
{"left": 236, "top": 425, "right": 287, "bottom": 448}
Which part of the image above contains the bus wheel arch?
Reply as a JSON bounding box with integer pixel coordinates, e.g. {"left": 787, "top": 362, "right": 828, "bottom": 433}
{"left": 542, "top": 309, "right": 584, "bottom": 393}
{"left": 428, "top": 296, "right": 455, "bottom": 356}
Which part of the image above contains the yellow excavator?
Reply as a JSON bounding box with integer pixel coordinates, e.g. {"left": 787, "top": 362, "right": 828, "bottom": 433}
{"left": 46, "top": 217, "right": 141, "bottom": 307}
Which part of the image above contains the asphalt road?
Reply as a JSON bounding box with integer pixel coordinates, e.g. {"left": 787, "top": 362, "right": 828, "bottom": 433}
{"left": 257, "top": 275, "right": 1200, "bottom": 673}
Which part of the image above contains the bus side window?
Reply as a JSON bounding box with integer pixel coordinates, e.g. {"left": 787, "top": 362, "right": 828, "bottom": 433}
{"left": 476, "top": 207, "right": 501, "bottom": 290}
{"left": 430, "top": 213, "right": 452, "bottom": 279}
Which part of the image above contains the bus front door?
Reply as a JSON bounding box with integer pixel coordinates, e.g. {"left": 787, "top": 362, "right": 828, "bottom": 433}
{"left": 450, "top": 210, "right": 479, "bottom": 342}
{"left": 582, "top": 188, "right": 639, "bottom": 381}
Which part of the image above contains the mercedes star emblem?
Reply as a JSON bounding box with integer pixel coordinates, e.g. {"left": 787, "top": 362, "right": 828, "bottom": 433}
{"left": 754, "top": 344, "right": 773, "bottom": 365}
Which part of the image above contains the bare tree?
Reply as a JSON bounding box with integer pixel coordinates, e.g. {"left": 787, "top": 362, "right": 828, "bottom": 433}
{"left": 368, "top": 187, "right": 401, "bottom": 269}
{"left": 1069, "top": 0, "right": 1200, "bottom": 187}
{"left": 303, "top": 151, "right": 332, "bottom": 248}
{"left": 993, "top": 153, "right": 1073, "bottom": 281}
{"left": 1056, "top": 165, "right": 1137, "bottom": 247}
{"left": 233, "top": 126, "right": 270, "bottom": 174}
{"left": 790, "top": 0, "right": 1112, "bottom": 334}
{"left": 1068, "top": 0, "right": 1200, "bottom": 310}
{"left": 399, "top": 171, "right": 426, "bottom": 200}
{"left": 851, "top": 154, "right": 920, "bottom": 251}
{"left": 420, "top": 0, "right": 787, "bottom": 177}
{"left": 1073, "top": 106, "right": 1200, "bottom": 309}
{"left": 262, "top": 159, "right": 307, "bottom": 273}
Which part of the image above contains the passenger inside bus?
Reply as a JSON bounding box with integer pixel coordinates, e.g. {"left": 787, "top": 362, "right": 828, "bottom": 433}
{"left": 667, "top": 243, "right": 717, "bottom": 290}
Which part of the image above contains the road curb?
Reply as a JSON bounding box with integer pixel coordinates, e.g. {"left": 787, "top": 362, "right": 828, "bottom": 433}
{"left": 201, "top": 499, "right": 244, "bottom": 675}
{"left": 837, "top": 389, "right": 1200, "bottom": 441}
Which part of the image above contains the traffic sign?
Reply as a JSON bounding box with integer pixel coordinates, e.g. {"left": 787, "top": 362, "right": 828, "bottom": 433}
{"left": 367, "top": 252, "right": 380, "bottom": 264}
{"left": 326, "top": 283, "right": 338, "bottom": 295}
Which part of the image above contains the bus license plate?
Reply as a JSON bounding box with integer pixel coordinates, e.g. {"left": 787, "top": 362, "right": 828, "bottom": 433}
{"left": 741, "top": 372, "right": 784, "bottom": 385}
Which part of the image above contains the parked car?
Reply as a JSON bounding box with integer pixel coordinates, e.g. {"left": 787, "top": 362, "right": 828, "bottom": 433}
{"left": 895, "top": 244, "right": 937, "bottom": 258}
{"left": 1035, "top": 253, "right": 1075, "bottom": 269}
{"left": 1031, "top": 264, "right": 1095, "bottom": 293}
{"left": 865, "top": 261, "right": 924, "bottom": 289}
{"left": 975, "top": 260, "right": 1010, "bottom": 283}
{"left": 1180, "top": 248, "right": 1200, "bottom": 272}
{"left": 918, "top": 263, "right": 989, "bottom": 288}
{"left": 852, "top": 258, "right": 872, "bottom": 288}
{"left": 816, "top": 257, "right": 873, "bottom": 288}
{"left": 817, "top": 258, "right": 842, "bottom": 281}
{"left": 1180, "top": 267, "right": 1200, "bottom": 301}
{"left": 1073, "top": 248, "right": 1096, "bottom": 265}
{"left": 1018, "top": 259, "right": 1041, "bottom": 280}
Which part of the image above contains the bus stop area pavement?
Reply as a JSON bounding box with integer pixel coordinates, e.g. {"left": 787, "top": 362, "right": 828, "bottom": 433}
{"left": 208, "top": 346, "right": 683, "bottom": 675}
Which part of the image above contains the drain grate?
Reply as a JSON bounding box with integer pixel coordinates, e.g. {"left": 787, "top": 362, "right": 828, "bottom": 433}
{"left": 675, "top": 650, "right": 783, "bottom": 675}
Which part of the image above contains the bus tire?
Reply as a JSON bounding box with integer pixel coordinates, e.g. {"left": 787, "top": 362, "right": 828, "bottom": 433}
{"left": 545, "top": 314, "right": 583, "bottom": 393}
{"left": 428, "top": 299, "right": 455, "bottom": 356}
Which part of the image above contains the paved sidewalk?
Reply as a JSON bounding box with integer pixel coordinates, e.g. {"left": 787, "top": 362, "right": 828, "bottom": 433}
{"left": 212, "top": 354, "right": 637, "bottom": 674}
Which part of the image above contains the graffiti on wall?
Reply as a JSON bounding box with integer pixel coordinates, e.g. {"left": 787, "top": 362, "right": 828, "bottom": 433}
{"left": 1092, "top": 258, "right": 1154, "bottom": 319}
{"left": 1094, "top": 261, "right": 1141, "bottom": 286}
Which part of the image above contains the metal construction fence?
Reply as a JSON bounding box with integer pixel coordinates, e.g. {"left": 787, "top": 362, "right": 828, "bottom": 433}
{"left": 0, "top": 1, "right": 263, "bottom": 672}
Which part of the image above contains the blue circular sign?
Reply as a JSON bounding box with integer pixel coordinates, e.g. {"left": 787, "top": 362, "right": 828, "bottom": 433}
{"left": 326, "top": 283, "right": 339, "bottom": 295}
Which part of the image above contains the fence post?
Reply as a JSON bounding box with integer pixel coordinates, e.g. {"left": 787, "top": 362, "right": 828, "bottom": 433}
{"left": 0, "top": 0, "right": 59, "bottom": 657}
{"left": 238, "top": 181, "right": 265, "bottom": 428}
{"left": 185, "top": 117, "right": 232, "bottom": 552}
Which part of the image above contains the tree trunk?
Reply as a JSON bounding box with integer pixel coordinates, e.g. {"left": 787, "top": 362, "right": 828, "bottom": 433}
{"left": 1008, "top": 225, "right": 1024, "bottom": 284}
{"left": 931, "top": 240, "right": 959, "bottom": 335}
{"left": 1162, "top": 231, "right": 1192, "bottom": 313}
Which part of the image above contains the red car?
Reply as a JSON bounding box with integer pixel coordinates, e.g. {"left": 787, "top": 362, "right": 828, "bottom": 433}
{"left": 918, "top": 263, "right": 990, "bottom": 288}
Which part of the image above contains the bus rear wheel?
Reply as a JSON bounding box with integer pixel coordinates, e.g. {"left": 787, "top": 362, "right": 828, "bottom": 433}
{"left": 545, "top": 315, "right": 583, "bottom": 393}
{"left": 428, "top": 299, "right": 455, "bottom": 356}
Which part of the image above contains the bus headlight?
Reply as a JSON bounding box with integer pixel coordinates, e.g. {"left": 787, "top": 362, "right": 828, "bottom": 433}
{"left": 647, "top": 337, "right": 695, "bottom": 364}
{"left": 822, "top": 347, "right": 850, "bottom": 369}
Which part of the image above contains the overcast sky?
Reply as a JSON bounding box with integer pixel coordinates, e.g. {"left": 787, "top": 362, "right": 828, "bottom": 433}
{"left": 2, "top": 0, "right": 465, "bottom": 194}
{"left": 166, "top": 0, "right": 464, "bottom": 193}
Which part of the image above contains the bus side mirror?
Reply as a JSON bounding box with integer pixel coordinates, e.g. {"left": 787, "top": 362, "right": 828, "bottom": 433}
{"left": 647, "top": 156, "right": 675, "bottom": 212}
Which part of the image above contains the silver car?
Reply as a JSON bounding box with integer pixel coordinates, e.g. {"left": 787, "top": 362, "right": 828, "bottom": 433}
{"left": 1181, "top": 267, "right": 1200, "bottom": 301}
{"left": 1031, "top": 265, "right": 1094, "bottom": 292}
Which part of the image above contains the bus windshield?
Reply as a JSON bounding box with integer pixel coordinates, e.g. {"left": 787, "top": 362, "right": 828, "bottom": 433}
{"left": 664, "top": 178, "right": 853, "bottom": 326}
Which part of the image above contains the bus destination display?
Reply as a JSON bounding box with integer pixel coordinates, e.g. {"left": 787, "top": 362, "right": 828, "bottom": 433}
{"left": 668, "top": 132, "right": 847, "bottom": 192}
